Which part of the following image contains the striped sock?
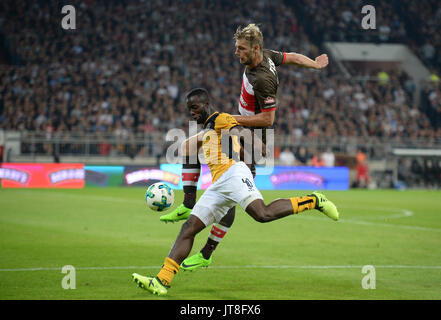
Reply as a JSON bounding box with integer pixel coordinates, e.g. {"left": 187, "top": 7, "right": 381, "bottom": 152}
{"left": 290, "top": 196, "right": 317, "bottom": 214}
{"left": 209, "top": 224, "right": 229, "bottom": 242}
{"left": 182, "top": 157, "right": 200, "bottom": 209}
{"left": 200, "top": 224, "right": 229, "bottom": 259}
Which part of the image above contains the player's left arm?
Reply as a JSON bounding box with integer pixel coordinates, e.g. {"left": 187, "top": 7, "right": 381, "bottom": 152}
{"left": 283, "top": 52, "right": 329, "bottom": 69}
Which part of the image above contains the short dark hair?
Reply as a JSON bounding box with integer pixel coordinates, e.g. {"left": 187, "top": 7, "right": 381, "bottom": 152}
{"left": 186, "top": 87, "right": 210, "bottom": 103}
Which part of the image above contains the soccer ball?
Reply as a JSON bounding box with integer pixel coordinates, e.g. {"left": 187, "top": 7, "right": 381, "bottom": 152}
{"left": 145, "top": 182, "right": 175, "bottom": 212}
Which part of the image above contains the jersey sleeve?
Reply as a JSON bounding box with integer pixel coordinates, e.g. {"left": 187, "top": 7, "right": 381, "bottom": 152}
{"left": 215, "top": 113, "right": 240, "bottom": 131}
{"left": 254, "top": 77, "right": 277, "bottom": 112}
{"left": 266, "top": 49, "right": 286, "bottom": 66}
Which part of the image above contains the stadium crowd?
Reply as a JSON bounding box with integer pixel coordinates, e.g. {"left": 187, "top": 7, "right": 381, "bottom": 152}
{"left": 0, "top": 0, "right": 440, "bottom": 166}
{"left": 296, "top": 0, "right": 441, "bottom": 75}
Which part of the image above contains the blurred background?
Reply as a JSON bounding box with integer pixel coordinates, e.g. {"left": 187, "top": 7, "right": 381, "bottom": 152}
{"left": 0, "top": 0, "right": 440, "bottom": 190}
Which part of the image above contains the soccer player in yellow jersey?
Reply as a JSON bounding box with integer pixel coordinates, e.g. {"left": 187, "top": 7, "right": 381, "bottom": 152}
{"left": 132, "top": 88, "right": 339, "bottom": 296}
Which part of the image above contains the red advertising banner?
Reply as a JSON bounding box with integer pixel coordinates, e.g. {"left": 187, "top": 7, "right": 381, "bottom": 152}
{"left": 0, "top": 163, "right": 85, "bottom": 188}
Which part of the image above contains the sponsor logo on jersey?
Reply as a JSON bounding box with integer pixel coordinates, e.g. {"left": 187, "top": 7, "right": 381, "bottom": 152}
{"left": 264, "top": 97, "right": 275, "bottom": 105}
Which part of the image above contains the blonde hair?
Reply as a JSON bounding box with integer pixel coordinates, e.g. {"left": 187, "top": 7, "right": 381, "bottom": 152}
{"left": 233, "top": 23, "right": 263, "bottom": 52}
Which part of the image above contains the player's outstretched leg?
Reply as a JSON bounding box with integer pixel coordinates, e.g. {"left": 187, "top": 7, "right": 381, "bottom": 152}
{"left": 245, "top": 192, "right": 339, "bottom": 223}
{"left": 132, "top": 216, "right": 206, "bottom": 296}
{"left": 310, "top": 191, "right": 339, "bottom": 221}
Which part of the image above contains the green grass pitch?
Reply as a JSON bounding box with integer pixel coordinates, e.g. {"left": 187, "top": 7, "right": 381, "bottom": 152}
{"left": 0, "top": 187, "right": 440, "bottom": 300}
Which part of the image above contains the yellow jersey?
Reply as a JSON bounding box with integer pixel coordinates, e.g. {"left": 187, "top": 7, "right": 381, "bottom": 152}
{"left": 202, "top": 112, "right": 242, "bottom": 183}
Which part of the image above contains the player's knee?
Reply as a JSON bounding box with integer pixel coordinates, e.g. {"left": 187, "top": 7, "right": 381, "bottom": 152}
{"left": 249, "top": 207, "right": 270, "bottom": 223}
{"left": 180, "top": 219, "right": 199, "bottom": 239}
{"left": 246, "top": 199, "right": 270, "bottom": 223}
{"left": 219, "top": 207, "right": 235, "bottom": 227}
{"left": 254, "top": 211, "right": 271, "bottom": 223}
{"left": 180, "top": 215, "right": 206, "bottom": 239}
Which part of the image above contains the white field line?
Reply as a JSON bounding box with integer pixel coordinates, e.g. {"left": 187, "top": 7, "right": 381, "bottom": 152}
{"left": 1, "top": 265, "right": 441, "bottom": 272}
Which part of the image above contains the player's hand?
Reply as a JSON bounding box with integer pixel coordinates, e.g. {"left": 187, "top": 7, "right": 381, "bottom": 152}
{"left": 314, "top": 54, "right": 328, "bottom": 69}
